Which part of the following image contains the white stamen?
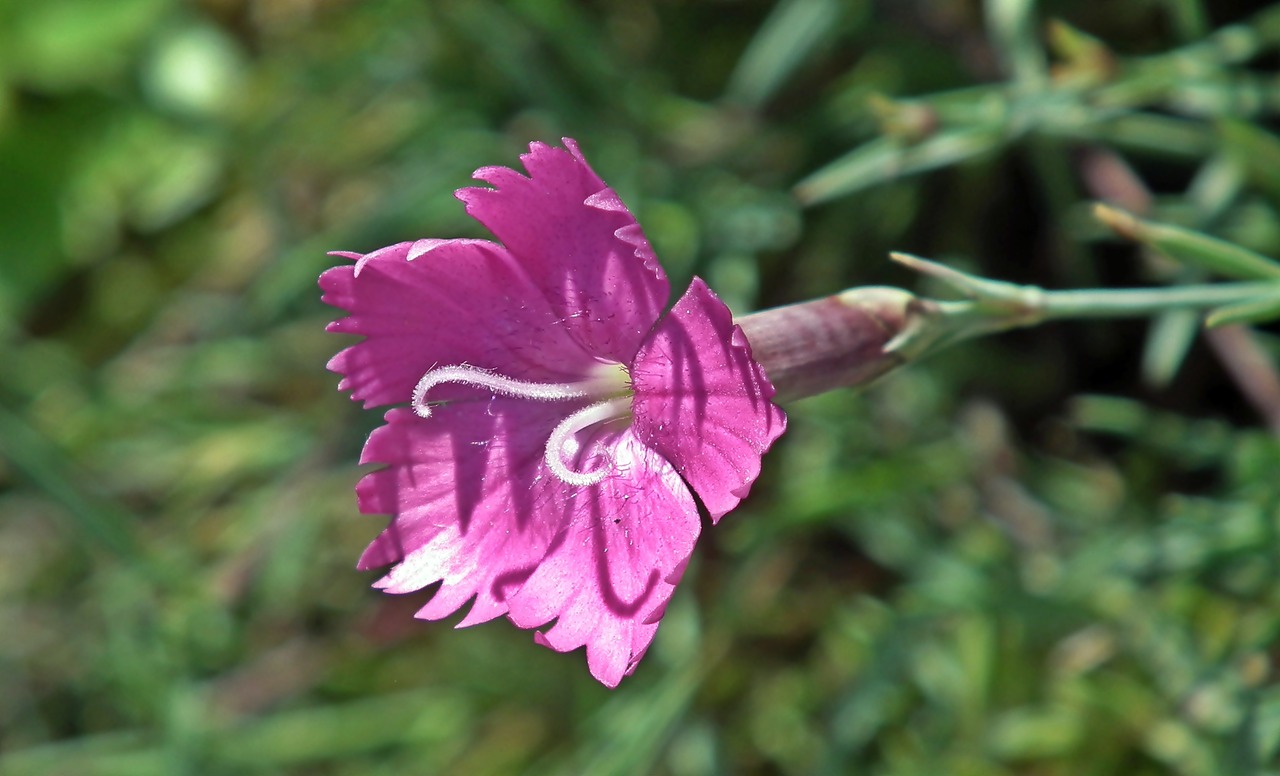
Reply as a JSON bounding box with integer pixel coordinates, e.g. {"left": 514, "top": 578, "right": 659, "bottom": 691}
{"left": 412, "top": 365, "right": 590, "bottom": 419}
{"left": 544, "top": 399, "right": 629, "bottom": 487}
{"left": 412, "top": 364, "right": 632, "bottom": 487}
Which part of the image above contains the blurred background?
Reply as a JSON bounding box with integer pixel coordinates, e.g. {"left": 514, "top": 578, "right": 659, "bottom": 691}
{"left": 2, "top": 0, "right": 1279, "bottom": 773}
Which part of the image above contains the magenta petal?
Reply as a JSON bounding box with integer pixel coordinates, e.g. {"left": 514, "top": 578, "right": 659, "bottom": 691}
{"left": 320, "top": 239, "right": 597, "bottom": 408}
{"left": 356, "top": 404, "right": 577, "bottom": 626}
{"left": 506, "top": 431, "right": 700, "bottom": 688}
{"left": 456, "top": 139, "right": 669, "bottom": 364}
{"left": 631, "top": 278, "right": 787, "bottom": 521}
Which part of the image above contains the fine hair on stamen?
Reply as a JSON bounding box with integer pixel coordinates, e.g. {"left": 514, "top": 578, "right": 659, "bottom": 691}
{"left": 412, "top": 364, "right": 591, "bottom": 419}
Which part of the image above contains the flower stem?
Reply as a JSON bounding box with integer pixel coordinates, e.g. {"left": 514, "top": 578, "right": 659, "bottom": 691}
{"left": 931, "top": 279, "right": 1280, "bottom": 346}
{"left": 1029, "top": 281, "right": 1280, "bottom": 319}
{"left": 741, "top": 252, "right": 1280, "bottom": 403}
{"left": 892, "top": 251, "right": 1280, "bottom": 337}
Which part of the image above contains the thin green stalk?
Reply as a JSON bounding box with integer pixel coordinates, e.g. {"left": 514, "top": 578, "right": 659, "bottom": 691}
{"left": 1033, "top": 281, "right": 1280, "bottom": 319}
{"left": 894, "top": 252, "right": 1280, "bottom": 323}
{"left": 934, "top": 281, "right": 1280, "bottom": 347}
{"left": 891, "top": 252, "right": 1280, "bottom": 360}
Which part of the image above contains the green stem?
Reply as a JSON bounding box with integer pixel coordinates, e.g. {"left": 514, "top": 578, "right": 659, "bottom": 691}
{"left": 1032, "top": 280, "right": 1280, "bottom": 319}
{"left": 925, "top": 276, "right": 1280, "bottom": 352}
{"left": 751, "top": 253, "right": 1280, "bottom": 400}
{"left": 892, "top": 253, "right": 1280, "bottom": 331}
{"left": 740, "top": 272, "right": 1280, "bottom": 401}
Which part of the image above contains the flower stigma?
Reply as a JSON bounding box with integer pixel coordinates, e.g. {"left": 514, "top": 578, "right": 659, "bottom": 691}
{"left": 411, "top": 362, "right": 634, "bottom": 486}
{"left": 544, "top": 397, "right": 632, "bottom": 486}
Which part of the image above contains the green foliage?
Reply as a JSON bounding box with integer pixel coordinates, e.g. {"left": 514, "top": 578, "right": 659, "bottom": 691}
{"left": 1, "top": 1, "right": 1278, "bottom": 774}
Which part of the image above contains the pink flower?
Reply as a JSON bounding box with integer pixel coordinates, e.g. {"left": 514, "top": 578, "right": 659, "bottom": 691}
{"left": 320, "top": 139, "right": 786, "bottom": 687}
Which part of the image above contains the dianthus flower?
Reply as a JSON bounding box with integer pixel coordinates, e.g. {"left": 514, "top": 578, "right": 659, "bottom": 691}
{"left": 321, "top": 139, "right": 786, "bottom": 686}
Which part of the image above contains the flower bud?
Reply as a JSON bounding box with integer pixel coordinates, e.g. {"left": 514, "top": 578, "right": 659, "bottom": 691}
{"left": 736, "top": 287, "right": 938, "bottom": 403}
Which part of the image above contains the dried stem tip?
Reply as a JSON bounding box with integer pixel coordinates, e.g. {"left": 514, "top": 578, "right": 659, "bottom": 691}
{"left": 736, "top": 287, "right": 937, "bottom": 403}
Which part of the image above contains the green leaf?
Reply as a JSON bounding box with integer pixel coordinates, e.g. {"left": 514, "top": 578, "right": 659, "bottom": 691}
{"left": 985, "top": 0, "right": 1048, "bottom": 86}
{"left": 1095, "top": 204, "right": 1280, "bottom": 280}
{"left": 1047, "top": 112, "right": 1214, "bottom": 158}
{"left": 724, "top": 0, "right": 855, "bottom": 109}
{"left": 1204, "top": 295, "right": 1280, "bottom": 327}
{"left": 1142, "top": 309, "right": 1200, "bottom": 387}
{"left": 1219, "top": 119, "right": 1280, "bottom": 205}
{"left": 795, "top": 127, "right": 1003, "bottom": 204}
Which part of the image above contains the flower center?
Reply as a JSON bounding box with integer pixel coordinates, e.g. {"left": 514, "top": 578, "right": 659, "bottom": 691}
{"left": 411, "top": 363, "right": 632, "bottom": 486}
